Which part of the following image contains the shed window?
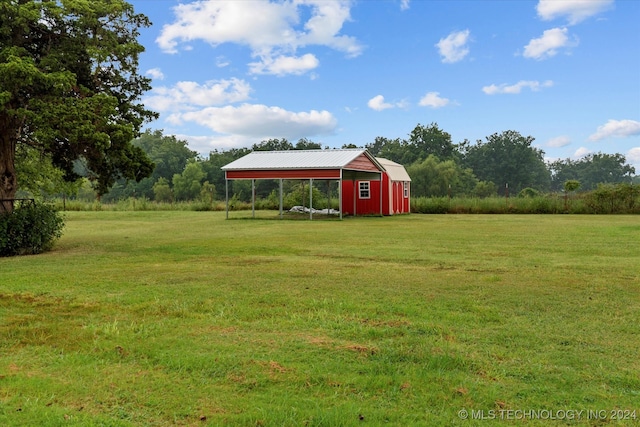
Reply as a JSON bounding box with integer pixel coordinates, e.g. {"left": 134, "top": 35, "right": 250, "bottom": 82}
{"left": 403, "top": 182, "right": 409, "bottom": 198}
{"left": 359, "top": 181, "right": 370, "bottom": 199}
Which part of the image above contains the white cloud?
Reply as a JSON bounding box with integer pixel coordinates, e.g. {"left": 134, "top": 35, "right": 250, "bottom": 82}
{"left": 145, "top": 68, "right": 164, "bottom": 80}
{"left": 546, "top": 136, "right": 571, "bottom": 148}
{"left": 180, "top": 104, "right": 337, "bottom": 140}
{"left": 523, "top": 27, "right": 577, "bottom": 60}
{"left": 216, "top": 56, "right": 230, "bottom": 68}
{"left": 176, "top": 134, "right": 256, "bottom": 154}
{"left": 537, "top": 0, "right": 614, "bottom": 25}
{"left": 435, "top": 30, "right": 471, "bottom": 63}
{"left": 156, "top": 0, "right": 362, "bottom": 76}
{"left": 574, "top": 147, "right": 592, "bottom": 158}
{"left": 144, "top": 78, "right": 252, "bottom": 112}
{"left": 482, "top": 80, "right": 553, "bottom": 95}
{"left": 367, "top": 95, "right": 394, "bottom": 111}
{"left": 419, "top": 92, "right": 451, "bottom": 108}
{"left": 400, "top": 0, "right": 410, "bottom": 11}
{"left": 249, "top": 53, "right": 320, "bottom": 76}
{"left": 627, "top": 147, "right": 640, "bottom": 168}
{"left": 588, "top": 119, "right": 640, "bottom": 141}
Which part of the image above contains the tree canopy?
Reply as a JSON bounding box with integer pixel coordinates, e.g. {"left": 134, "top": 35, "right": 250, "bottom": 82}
{"left": 549, "top": 153, "right": 636, "bottom": 191}
{"left": 0, "top": 0, "right": 156, "bottom": 210}
{"left": 460, "top": 131, "right": 550, "bottom": 195}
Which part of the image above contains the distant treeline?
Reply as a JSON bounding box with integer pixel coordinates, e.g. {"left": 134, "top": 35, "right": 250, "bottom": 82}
{"left": 51, "top": 125, "right": 637, "bottom": 205}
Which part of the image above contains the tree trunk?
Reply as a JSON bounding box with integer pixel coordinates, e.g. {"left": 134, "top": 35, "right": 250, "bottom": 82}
{"left": 0, "top": 114, "right": 18, "bottom": 214}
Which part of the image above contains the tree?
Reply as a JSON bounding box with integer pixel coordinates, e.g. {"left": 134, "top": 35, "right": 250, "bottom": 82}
{"left": 152, "top": 177, "right": 173, "bottom": 203}
{"left": 172, "top": 162, "right": 205, "bottom": 201}
{"left": 0, "top": 0, "right": 156, "bottom": 211}
{"left": 564, "top": 180, "right": 580, "bottom": 193}
{"left": 365, "top": 137, "right": 408, "bottom": 164}
{"left": 294, "top": 138, "right": 322, "bottom": 150}
{"left": 461, "top": 131, "right": 550, "bottom": 195}
{"left": 100, "top": 129, "right": 198, "bottom": 201}
{"left": 549, "top": 153, "right": 635, "bottom": 191}
{"left": 407, "top": 122, "right": 457, "bottom": 163}
{"left": 202, "top": 148, "right": 250, "bottom": 200}
{"left": 15, "top": 144, "right": 83, "bottom": 199}
{"left": 252, "top": 138, "right": 294, "bottom": 151}
{"left": 407, "top": 155, "right": 478, "bottom": 198}
{"left": 133, "top": 130, "right": 197, "bottom": 183}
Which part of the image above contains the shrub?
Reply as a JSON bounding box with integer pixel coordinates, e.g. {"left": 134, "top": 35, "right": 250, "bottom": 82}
{"left": 0, "top": 203, "right": 65, "bottom": 256}
{"left": 518, "top": 187, "right": 541, "bottom": 198}
{"left": 584, "top": 183, "right": 640, "bottom": 214}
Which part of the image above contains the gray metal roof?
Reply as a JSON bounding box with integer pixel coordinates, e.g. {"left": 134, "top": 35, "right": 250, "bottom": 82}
{"left": 222, "top": 149, "right": 374, "bottom": 170}
{"left": 377, "top": 158, "right": 412, "bottom": 182}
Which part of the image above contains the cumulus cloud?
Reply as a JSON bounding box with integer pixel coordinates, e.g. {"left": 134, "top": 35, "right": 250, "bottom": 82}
{"left": 627, "top": 147, "right": 640, "bottom": 168}
{"left": 367, "top": 95, "right": 394, "bottom": 111}
{"left": 435, "top": 30, "right": 471, "bottom": 63}
{"left": 249, "top": 53, "right": 320, "bottom": 76}
{"left": 145, "top": 68, "right": 165, "bottom": 80}
{"left": 536, "top": 0, "right": 614, "bottom": 25}
{"left": 176, "top": 134, "right": 256, "bottom": 154}
{"left": 144, "top": 78, "right": 252, "bottom": 112}
{"left": 574, "top": 147, "right": 592, "bottom": 158}
{"left": 418, "top": 92, "right": 451, "bottom": 108}
{"left": 588, "top": 119, "right": 640, "bottom": 141}
{"left": 156, "top": 0, "right": 362, "bottom": 76}
{"left": 523, "top": 27, "right": 577, "bottom": 60}
{"left": 546, "top": 136, "right": 571, "bottom": 148}
{"left": 482, "top": 80, "right": 553, "bottom": 95}
{"left": 180, "top": 104, "right": 337, "bottom": 140}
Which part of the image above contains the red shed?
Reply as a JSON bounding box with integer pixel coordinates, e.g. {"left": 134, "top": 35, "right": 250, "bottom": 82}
{"left": 221, "top": 149, "right": 411, "bottom": 219}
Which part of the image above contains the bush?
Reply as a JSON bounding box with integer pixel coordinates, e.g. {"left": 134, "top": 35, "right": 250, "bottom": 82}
{"left": 0, "top": 203, "right": 65, "bottom": 256}
{"left": 584, "top": 183, "right": 640, "bottom": 214}
{"left": 518, "top": 187, "right": 541, "bottom": 198}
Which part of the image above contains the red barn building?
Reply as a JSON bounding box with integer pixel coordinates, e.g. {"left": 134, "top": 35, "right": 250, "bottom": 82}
{"left": 222, "top": 149, "right": 411, "bottom": 219}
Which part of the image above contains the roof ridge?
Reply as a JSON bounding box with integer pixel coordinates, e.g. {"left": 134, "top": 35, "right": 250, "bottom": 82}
{"left": 251, "top": 148, "right": 364, "bottom": 153}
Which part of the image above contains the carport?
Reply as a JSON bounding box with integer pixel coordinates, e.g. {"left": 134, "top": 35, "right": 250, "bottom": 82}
{"left": 221, "top": 149, "right": 385, "bottom": 219}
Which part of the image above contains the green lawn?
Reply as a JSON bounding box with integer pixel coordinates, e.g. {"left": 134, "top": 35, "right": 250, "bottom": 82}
{"left": 1, "top": 212, "right": 639, "bottom": 426}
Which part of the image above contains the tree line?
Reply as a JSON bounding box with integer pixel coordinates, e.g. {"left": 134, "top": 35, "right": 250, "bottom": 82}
{"left": 68, "top": 125, "right": 636, "bottom": 204}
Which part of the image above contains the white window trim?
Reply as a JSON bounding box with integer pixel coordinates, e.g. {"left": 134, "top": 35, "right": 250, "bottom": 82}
{"left": 403, "top": 182, "right": 409, "bottom": 198}
{"left": 359, "top": 181, "right": 371, "bottom": 199}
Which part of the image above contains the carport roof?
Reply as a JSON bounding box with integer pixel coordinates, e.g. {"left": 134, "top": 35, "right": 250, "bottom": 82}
{"left": 221, "top": 149, "right": 382, "bottom": 171}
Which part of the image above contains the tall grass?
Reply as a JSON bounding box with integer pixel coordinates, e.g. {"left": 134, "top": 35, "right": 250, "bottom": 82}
{"left": 411, "top": 193, "right": 638, "bottom": 214}
{"left": 53, "top": 186, "right": 639, "bottom": 215}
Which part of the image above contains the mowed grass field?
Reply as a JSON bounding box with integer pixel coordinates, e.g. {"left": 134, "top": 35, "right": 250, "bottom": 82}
{"left": 1, "top": 212, "right": 639, "bottom": 426}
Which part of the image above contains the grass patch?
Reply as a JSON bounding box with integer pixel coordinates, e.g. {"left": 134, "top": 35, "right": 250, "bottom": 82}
{"left": 1, "top": 212, "right": 639, "bottom": 425}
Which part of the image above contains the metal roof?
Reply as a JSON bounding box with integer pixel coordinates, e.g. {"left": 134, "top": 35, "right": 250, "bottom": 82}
{"left": 222, "top": 149, "right": 377, "bottom": 171}
{"left": 377, "top": 158, "right": 412, "bottom": 182}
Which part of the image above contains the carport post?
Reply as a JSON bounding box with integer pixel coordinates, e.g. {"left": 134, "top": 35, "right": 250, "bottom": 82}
{"left": 309, "top": 178, "right": 313, "bottom": 220}
{"left": 251, "top": 179, "right": 255, "bottom": 218}
{"left": 279, "top": 178, "right": 283, "bottom": 219}
{"left": 339, "top": 175, "right": 343, "bottom": 220}
{"left": 327, "top": 180, "right": 331, "bottom": 216}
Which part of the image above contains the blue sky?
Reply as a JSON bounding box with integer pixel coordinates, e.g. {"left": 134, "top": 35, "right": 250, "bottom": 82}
{"left": 130, "top": 0, "right": 640, "bottom": 170}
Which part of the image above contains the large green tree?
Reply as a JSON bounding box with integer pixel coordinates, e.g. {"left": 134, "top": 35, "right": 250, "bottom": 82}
{"left": 407, "top": 122, "right": 457, "bottom": 163}
{"left": 549, "top": 153, "right": 636, "bottom": 191}
{"left": 461, "top": 131, "right": 551, "bottom": 195}
{"left": 407, "top": 155, "right": 478, "bottom": 198}
{"left": 172, "top": 162, "right": 205, "bottom": 201}
{"left": 0, "top": 0, "right": 156, "bottom": 211}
